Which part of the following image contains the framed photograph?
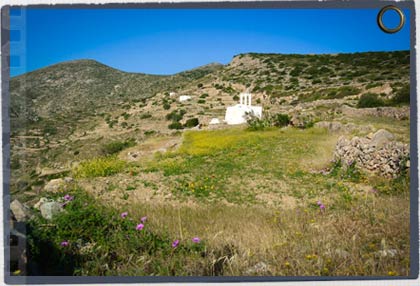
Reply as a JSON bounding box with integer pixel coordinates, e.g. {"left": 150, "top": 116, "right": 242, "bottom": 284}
{"left": 1, "top": 0, "right": 418, "bottom": 284}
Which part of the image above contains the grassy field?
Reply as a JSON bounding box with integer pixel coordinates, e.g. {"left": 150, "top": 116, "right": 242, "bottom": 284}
{"left": 26, "top": 126, "right": 410, "bottom": 276}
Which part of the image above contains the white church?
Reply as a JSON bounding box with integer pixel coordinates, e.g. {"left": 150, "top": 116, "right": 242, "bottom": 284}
{"left": 224, "top": 92, "right": 262, "bottom": 125}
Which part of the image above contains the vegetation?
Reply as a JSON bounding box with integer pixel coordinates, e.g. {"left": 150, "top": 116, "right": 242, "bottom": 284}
{"left": 184, "top": 118, "right": 200, "bottom": 128}
{"left": 9, "top": 50, "right": 411, "bottom": 277}
{"left": 73, "top": 156, "right": 126, "bottom": 178}
{"left": 27, "top": 188, "right": 208, "bottom": 275}
{"left": 168, "top": 122, "right": 184, "bottom": 130}
{"left": 102, "top": 139, "right": 136, "bottom": 155}
{"left": 357, "top": 93, "right": 386, "bottom": 108}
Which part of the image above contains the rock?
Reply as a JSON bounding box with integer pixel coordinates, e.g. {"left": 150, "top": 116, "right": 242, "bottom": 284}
{"left": 245, "top": 262, "right": 269, "bottom": 275}
{"left": 335, "top": 249, "right": 350, "bottom": 259}
{"left": 371, "top": 129, "right": 394, "bottom": 146}
{"left": 33, "top": 197, "right": 50, "bottom": 210}
{"left": 43, "top": 178, "right": 65, "bottom": 193}
{"left": 10, "top": 200, "right": 32, "bottom": 222}
{"left": 40, "top": 202, "right": 63, "bottom": 220}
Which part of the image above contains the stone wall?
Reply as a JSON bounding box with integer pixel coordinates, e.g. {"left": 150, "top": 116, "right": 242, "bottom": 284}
{"left": 333, "top": 129, "right": 409, "bottom": 177}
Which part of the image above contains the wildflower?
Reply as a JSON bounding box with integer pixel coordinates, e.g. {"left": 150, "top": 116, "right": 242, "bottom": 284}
{"left": 388, "top": 270, "right": 397, "bottom": 276}
{"left": 316, "top": 200, "right": 322, "bottom": 206}
{"left": 172, "top": 239, "right": 180, "bottom": 248}
{"left": 121, "top": 212, "right": 128, "bottom": 218}
{"left": 370, "top": 188, "right": 378, "bottom": 194}
{"left": 136, "top": 223, "right": 144, "bottom": 231}
{"left": 192, "top": 237, "right": 200, "bottom": 243}
{"left": 63, "top": 194, "right": 73, "bottom": 201}
{"left": 140, "top": 216, "right": 147, "bottom": 223}
{"left": 319, "top": 204, "right": 326, "bottom": 211}
{"left": 284, "top": 261, "right": 291, "bottom": 268}
{"left": 60, "top": 240, "right": 69, "bottom": 247}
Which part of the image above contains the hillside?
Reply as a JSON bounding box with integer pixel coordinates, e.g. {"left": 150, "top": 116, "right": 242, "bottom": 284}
{"left": 8, "top": 50, "right": 412, "bottom": 276}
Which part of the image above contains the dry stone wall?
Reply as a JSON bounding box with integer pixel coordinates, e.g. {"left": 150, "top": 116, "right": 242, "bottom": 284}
{"left": 333, "top": 129, "right": 409, "bottom": 177}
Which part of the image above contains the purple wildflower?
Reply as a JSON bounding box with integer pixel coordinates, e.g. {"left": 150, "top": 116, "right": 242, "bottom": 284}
{"left": 316, "top": 201, "right": 322, "bottom": 206}
{"left": 140, "top": 216, "right": 147, "bottom": 223}
{"left": 121, "top": 212, "right": 128, "bottom": 218}
{"left": 172, "top": 239, "right": 180, "bottom": 248}
{"left": 60, "top": 240, "right": 69, "bottom": 247}
{"left": 192, "top": 237, "right": 201, "bottom": 243}
{"left": 63, "top": 194, "right": 73, "bottom": 201}
{"left": 136, "top": 223, "right": 144, "bottom": 231}
{"left": 319, "top": 204, "right": 326, "bottom": 211}
{"left": 370, "top": 188, "right": 378, "bottom": 194}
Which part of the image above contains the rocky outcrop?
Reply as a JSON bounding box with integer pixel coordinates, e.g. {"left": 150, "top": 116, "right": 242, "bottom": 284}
{"left": 334, "top": 129, "right": 409, "bottom": 177}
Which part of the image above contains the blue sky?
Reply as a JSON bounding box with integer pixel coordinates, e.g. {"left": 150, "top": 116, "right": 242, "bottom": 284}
{"left": 10, "top": 8, "right": 410, "bottom": 77}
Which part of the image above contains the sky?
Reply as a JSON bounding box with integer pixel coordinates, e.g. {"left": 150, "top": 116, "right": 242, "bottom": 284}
{"left": 9, "top": 8, "right": 411, "bottom": 77}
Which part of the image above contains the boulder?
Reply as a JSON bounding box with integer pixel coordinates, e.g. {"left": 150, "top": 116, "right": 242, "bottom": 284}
{"left": 33, "top": 197, "right": 50, "bottom": 210}
{"left": 10, "top": 200, "right": 32, "bottom": 222}
{"left": 371, "top": 129, "right": 394, "bottom": 146}
{"left": 43, "top": 178, "right": 66, "bottom": 193}
{"left": 40, "top": 202, "right": 63, "bottom": 220}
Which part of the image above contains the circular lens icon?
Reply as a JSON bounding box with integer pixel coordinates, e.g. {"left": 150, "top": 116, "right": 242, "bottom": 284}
{"left": 377, "top": 5, "right": 405, "bottom": 34}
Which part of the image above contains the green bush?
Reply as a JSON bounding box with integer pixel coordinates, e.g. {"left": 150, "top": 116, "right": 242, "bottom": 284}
{"left": 163, "top": 102, "right": 171, "bottom": 110}
{"left": 73, "top": 156, "right": 126, "bottom": 178}
{"left": 200, "top": 93, "right": 209, "bottom": 98}
{"left": 184, "top": 118, "right": 199, "bottom": 128}
{"left": 166, "top": 110, "right": 186, "bottom": 122}
{"left": 168, "top": 122, "right": 184, "bottom": 130}
{"left": 357, "top": 93, "right": 386, "bottom": 108}
{"left": 102, "top": 139, "right": 136, "bottom": 155}
{"left": 272, "top": 113, "right": 290, "bottom": 127}
{"left": 391, "top": 84, "right": 410, "bottom": 105}
{"left": 197, "top": 99, "right": 206, "bottom": 104}
{"left": 246, "top": 113, "right": 271, "bottom": 131}
{"left": 140, "top": 113, "right": 152, "bottom": 119}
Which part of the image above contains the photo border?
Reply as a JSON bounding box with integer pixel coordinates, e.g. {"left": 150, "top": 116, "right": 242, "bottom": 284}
{"left": 1, "top": 0, "right": 418, "bottom": 284}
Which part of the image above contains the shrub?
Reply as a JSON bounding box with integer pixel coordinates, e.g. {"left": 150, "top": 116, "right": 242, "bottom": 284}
{"left": 197, "top": 99, "right": 206, "bottom": 104}
{"left": 168, "top": 122, "right": 184, "bottom": 130}
{"left": 140, "top": 113, "right": 152, "bottom": 119}
{"left": 272, "top": 113, "right": 290, "bottom": 127}
{"left": 357, "top": 93, "right": 386, "bottom": 108}
{"left": 184, "top": 118, "right": 199, "bottom": 128}
{"left": 163, "top": 102, "right": 171, "bottom": 110}
{"left": 246, "top": 113, "right": 271, "bottom": 131}
{"left": 144, "top": 130, "right": 156, "bottom": 136}
{"left": 233, "top": 95, "right": 239, "bottom": 101}
{"left": 166, "top": 110, "right": 186, "bottom": 122}
{"left": 197, "top": 83, "right": 203, "bottom": 88}
{"left": 102, "top": 139, "right": 136, "bottom": 155}
{"left": 391, "top": 84, "right": 410, "bottom": 105}
{"left": 199, "top": 93, "right": 209, "bottom": 98}
{"left": 73, "top": 156, "right": 126, "bottom": 178}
